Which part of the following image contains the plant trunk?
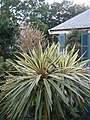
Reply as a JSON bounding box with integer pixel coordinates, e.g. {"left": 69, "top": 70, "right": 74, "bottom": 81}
{"left": 44, "top": 103, "right": 48, "bottom": 120}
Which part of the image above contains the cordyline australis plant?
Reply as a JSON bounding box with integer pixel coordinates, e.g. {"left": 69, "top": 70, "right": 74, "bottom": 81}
{"left": 0, "top": 43, "right": 90, "bottom": 120}
{"left": 20, "top": 26, "right": 47, "bottom": 53}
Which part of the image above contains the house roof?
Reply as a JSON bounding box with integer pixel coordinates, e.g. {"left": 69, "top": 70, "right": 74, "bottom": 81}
{"left": 49, "top": 9, "right": 90, "bottom": 34}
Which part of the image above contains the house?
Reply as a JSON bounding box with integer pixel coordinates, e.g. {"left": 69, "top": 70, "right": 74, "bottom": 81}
{"left": 48, "top": 9, "right": 90, "bottom": 61}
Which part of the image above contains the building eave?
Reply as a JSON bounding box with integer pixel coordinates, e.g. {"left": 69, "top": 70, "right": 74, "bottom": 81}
{"left": 49, "top": 27, "right": 90, "bottom": 35}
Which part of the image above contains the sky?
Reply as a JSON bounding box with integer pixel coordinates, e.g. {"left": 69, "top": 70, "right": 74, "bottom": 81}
{"left": 45, "top": 0, "right": 90, "bottom": 6}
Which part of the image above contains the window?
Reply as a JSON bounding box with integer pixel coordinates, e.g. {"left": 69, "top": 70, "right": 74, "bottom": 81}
{"left": 82, "top": 34, "right": 88, "bottom": 45}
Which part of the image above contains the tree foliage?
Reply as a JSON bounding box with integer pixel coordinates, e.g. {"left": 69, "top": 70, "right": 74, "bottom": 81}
{"left": 0, "top": 0, "right": 20, "bottom": 60}
{"left": 31, "top": 0, "right": 89, "bottom": 29}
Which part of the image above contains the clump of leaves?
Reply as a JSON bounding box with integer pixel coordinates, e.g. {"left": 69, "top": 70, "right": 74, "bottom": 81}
{"left": 0, "top": 57, "right": 14, "bottom": 88}
{"left": 0, "top": 43, "right": 90, "bottom": 120}
{"left": 20, "top": 25, "right": 47, "bottom": 53}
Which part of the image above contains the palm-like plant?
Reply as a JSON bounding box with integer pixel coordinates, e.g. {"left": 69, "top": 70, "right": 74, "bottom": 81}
{"left": 1, "top": 43, "right": 90, "bottom": 120}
